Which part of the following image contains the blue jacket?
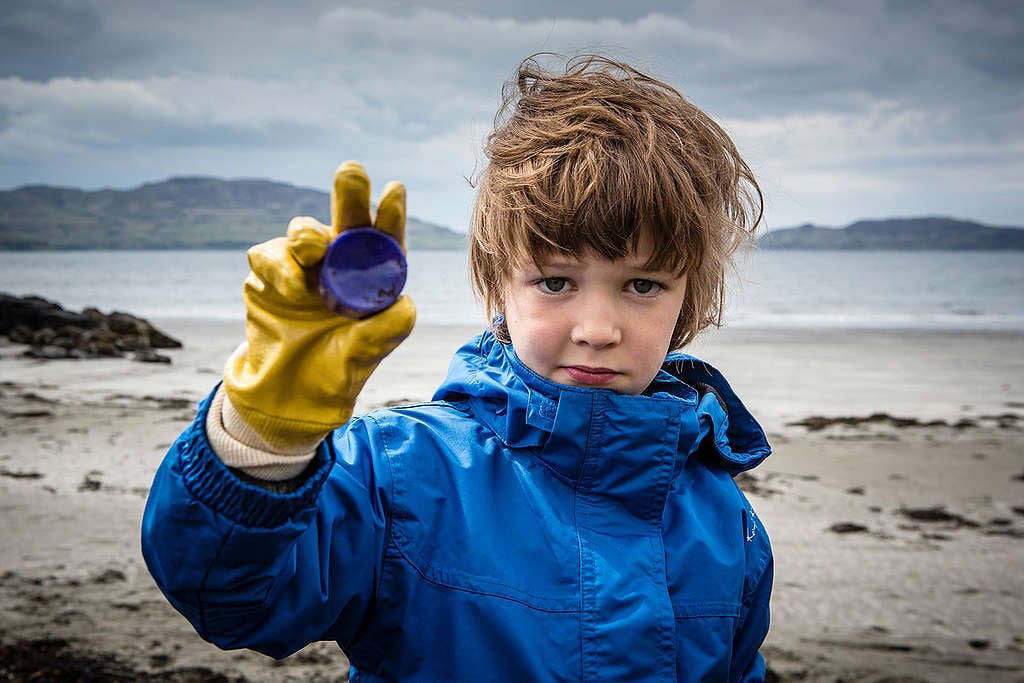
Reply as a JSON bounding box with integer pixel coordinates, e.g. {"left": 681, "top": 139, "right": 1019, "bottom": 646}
{"left": 142, "top": 331, "right": 773, "bottom": 682}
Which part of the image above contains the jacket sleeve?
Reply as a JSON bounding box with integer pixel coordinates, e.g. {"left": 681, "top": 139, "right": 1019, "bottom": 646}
{"left": 140, "top": 386, "right": 391, "bottom": 659}
{"left": 732, "top": 511, "right": 774, "bottom": 682}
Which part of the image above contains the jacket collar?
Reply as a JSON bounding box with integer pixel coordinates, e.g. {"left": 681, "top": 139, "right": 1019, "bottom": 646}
{"left": 661, "top": 352, "right": 773, "bottom": 475}
{"left": 433, "top": 331, "right": 770, "bottom": 478}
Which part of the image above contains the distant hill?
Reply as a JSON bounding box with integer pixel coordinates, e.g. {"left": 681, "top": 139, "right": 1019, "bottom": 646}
{"left": 759, "top": 217, "right": 1024, "bottom": 250}
{"left": 0, "top": 177, "right": 467, "bottom": 250}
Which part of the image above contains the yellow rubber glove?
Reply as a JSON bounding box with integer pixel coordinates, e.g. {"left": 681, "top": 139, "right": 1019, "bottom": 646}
{"left": 223, "top": 161, "right": 416, "bottom": 451}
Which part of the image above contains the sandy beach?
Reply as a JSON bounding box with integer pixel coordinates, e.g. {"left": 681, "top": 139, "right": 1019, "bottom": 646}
{"left": 1, "top": 320, "right": 1022, "bottom": 681}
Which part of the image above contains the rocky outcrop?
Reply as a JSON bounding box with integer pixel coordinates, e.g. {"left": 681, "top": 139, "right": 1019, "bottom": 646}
{"left": 0, "top": 293, "right": 182, "bottom": 362}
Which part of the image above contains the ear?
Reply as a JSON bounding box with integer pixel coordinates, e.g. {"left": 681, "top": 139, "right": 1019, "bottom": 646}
{"left": 490, "top": 313, "right": 511, "bottom": 344}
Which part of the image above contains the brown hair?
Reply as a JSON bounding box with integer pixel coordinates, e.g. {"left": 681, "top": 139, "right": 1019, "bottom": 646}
{"left": 468, "top": 53, "right": 763, "bottom": 349}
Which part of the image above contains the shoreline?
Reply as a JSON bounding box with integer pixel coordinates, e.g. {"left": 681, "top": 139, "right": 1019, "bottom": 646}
{"left": 1, "top": 322, "right": 1022, "bottom": 680}
{"left": 6, "top": 321, "right": 1020, "bottom": 430}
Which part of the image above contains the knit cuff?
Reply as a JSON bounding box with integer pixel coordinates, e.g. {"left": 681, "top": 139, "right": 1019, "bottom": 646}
{"left": 205, "top": 385, "right": 320, "bottom": 481}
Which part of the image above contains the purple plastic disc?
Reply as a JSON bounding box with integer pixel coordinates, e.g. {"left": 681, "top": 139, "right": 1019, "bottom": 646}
{"left": 318, "top": 228, "right": 407, "bottom": 319}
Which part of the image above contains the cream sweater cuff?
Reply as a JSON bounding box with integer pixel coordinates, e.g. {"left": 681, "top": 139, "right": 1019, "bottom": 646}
{"left": 205, "top": 385, "right": 319, "bottom": 481}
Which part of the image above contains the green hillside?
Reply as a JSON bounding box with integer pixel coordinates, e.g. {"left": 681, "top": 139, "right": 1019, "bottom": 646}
{"left": 0, "top": 177, "right": 467, "bottom": 250}
{"left": 759, "top": 217, "right": 1024, "bottom": 250}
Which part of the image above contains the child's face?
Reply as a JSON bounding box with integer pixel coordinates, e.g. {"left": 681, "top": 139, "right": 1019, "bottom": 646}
{"left": 502, "top": 240, "right": 686, "bottom": 395}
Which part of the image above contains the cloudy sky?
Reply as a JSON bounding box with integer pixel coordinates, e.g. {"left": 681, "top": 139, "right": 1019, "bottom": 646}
{"left": 1, "top": 0, "right": 1021, "bottom": 233}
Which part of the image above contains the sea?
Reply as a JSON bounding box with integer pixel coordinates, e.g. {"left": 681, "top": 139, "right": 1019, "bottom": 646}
{"left": 1, "top": 249, "right": 1023, "bottom": 331}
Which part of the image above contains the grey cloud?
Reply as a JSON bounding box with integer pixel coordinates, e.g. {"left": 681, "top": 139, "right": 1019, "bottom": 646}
{"left": 0, "top": 1, "right": 1021, "bottom": 230}
{"left": 0, "top": 0, "right": 152, "bottom": 80}
{"left": 0, "top": 76, "right": 335, "bottom": 158}
{"left": 0, "top": 0, "right": 104, "bottom": 42}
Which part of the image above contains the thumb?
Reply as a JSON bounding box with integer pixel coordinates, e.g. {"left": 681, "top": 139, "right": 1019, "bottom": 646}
{"left": 286, "top": 216, "right": 333, "bottom": 268}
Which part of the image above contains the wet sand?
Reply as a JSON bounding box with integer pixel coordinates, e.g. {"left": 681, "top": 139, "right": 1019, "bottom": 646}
{"left": 1, "top": 322, "right": 1022, "bottom": 681}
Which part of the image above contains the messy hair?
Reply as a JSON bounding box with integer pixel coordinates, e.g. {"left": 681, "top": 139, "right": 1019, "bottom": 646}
{"left": 468, "top": 53, "right": 763, "bottom": 349}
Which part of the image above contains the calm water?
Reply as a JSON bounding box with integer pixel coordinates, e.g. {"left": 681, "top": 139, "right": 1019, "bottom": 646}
{"left": 1, "top": 249, "right": 1022, "bottom": 331}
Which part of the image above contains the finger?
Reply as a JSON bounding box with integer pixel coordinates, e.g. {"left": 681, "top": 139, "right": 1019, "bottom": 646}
{"left": 286, "top": 216, "right": 332, "bottom": 268}
{"left": 331, "top": 161, "right": 372, "bottom": 236}
{"left": 374, "top": 181, "right": 407, "bottom": 251}
{"left": 346, "top": 295, "right": 417, "bottom": 364}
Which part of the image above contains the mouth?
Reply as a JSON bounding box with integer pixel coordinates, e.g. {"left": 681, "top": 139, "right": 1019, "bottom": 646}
{"left": 562, "top": 365, "right": 620, "bottom": 386}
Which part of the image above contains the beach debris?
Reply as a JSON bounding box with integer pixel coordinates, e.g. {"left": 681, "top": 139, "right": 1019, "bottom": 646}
{"left": 734, "top": 472, "right": 783, "bottom": 497}
{"left": 789, "top": 411, "right": 1019, "bottom": 433}
{"left": 982, "top": 527, "right": 1024, "bottom": 538}
{"left": 896, "top": 506, "right": 980, "bottom": 528}
{"left": 0, "top": 638, "right": 246, "bottom": 682}
{"left": 78, "top": 471, "right": 103, "bottom": 492}
{"left": 808, "top": 637, "right": 916, "bottom": 653}
{"left": 787, "top": 413, "right": 949, "bottom": 431}
{"left": 828, "top": 522, "right": 869, "bottom": 534}
{"left": 0, "top": 292, "right": 182, "bottom": 361}
{"left": 1, "top": 409, "right": 53, "bottom": 418}
{"left": 17, "top": 392, "right": 56, "bottom": 404}
{"left": 381, "top": 397, "right": 415, "bottom": 408}
{"left": 0, "top": 468, "right": 43, "bottom": 480}
{"left": 105, "top": 394, "right": 194, "bottom": 410}
{"left": 979, "top": 413, "right": 1020, "bottom": 429}
{"left": 89, "top": 568, "right": 127, "bottom": 584}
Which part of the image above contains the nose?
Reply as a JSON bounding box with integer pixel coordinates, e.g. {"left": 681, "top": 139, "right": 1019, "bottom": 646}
{"left": 569, "top": 294, "right": 622, "bottom": 349}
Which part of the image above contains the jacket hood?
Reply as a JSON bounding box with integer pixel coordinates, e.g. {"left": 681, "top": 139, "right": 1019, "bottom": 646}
{"left": 433, "top": 331, "right": 770, "bottom": 475}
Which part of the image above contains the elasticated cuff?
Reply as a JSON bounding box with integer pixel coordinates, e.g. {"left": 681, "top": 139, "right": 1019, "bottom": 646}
{"left": 176, "top": 386, "right": 335, "bottom": 528}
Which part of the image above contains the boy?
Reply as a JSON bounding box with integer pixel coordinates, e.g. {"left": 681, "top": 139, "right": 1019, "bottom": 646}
{"left": 142, "top": 54, "right": 773, "bottom": 682}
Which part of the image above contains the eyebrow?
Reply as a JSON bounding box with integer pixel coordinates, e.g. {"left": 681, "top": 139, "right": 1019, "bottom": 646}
{"left": 533, "top": 259, "right": 680, "bottom": 278}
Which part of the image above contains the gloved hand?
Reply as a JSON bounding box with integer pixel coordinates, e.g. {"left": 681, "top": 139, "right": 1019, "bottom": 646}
{"left": 223, "top": 161, "right": 416, "bottom": 451}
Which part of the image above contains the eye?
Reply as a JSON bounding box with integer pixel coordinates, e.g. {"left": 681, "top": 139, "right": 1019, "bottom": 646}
{"left": 628, "top": 279, "right": 661, "bottom": 295}
{"left": 538, "top": 277, "right": 569, "bottom": 293}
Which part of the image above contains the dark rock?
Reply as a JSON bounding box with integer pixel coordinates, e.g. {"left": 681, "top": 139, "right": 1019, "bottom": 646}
{"left": 0, "top": 293, "right": 98, "bottom": 333}
{"left": 105, "top": 311, "right": 144, "bottom": 335}
{"left": 133, "top": 349, "right": 172, "bottom": 364}
{"left": 34, "top": 327, "right": 56, "bottom": 345}
{"left": 105, "top": 310, "right": 183, "bottom": 349}
{"left": 23, "top": 345, "right": 80, "bottom": 360}
{"left": 6, "top": 324, "right": 34, "bottom": 344}
{"left": 829, "top": 522, "right": 869, "bottom": 534}
{"left": 0, "top": 293, "right": 182, "bottom": 361}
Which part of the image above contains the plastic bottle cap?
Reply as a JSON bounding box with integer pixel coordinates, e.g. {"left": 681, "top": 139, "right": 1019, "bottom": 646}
{"left": 318, "top": 228, "right": 408, "bottom": 318}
